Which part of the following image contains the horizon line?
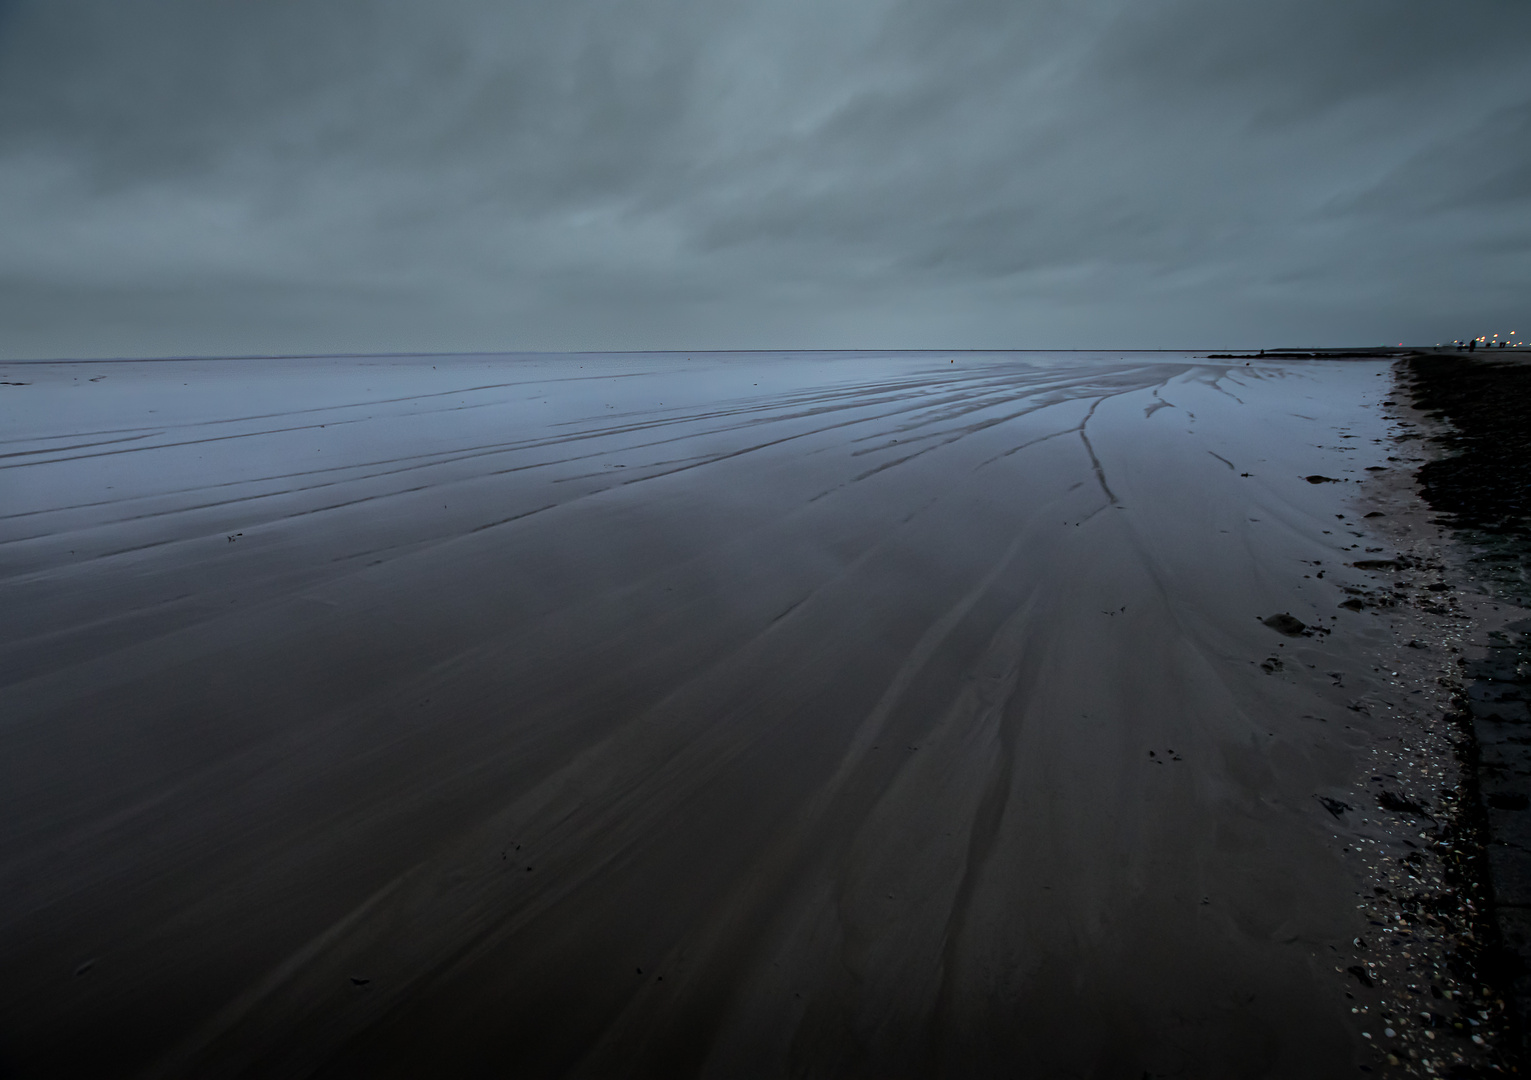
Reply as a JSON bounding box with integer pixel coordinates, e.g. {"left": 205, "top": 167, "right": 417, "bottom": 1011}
{"left": 0, "top": 345, "right": 1424, "bottom": 364}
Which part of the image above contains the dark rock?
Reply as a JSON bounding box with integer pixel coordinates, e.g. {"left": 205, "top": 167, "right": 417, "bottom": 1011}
{"left": 1318, "top": 795, "right": 1352, "bottom": 818}
{"left": 1378, "top": 790, "right": 1432, "bottom": 817}
{"left": 1262, "top": 613, "right": 1307, "bottom": 636}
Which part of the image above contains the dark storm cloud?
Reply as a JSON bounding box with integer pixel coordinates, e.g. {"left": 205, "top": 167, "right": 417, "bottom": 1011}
{"left": 0, "top": 0, "right": 1527, "bottom": 357}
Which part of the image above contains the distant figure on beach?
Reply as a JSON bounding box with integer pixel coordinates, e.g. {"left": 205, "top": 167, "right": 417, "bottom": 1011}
{"left": 1470, "top": 339, "right": 1477, "bottom": 352}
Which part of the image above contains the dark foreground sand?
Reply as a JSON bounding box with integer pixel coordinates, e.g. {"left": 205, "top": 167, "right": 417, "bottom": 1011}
{"left": 0, "top": 352, "right": 1445, "bottom": 1076}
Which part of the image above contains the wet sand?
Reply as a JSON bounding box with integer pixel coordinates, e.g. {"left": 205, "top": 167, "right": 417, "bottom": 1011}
{"left": 0, "top": 351, "right": 1421, "bottom": 1076}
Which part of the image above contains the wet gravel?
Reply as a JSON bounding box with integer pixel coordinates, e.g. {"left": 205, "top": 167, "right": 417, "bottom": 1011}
{"left": 1338, "top": 350, "right": 1531, "bottom": 1077}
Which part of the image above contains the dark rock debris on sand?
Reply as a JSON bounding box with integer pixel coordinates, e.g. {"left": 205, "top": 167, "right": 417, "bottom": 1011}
{"left": 1394, "top": 350, "right": 1531, "bottom": 1072}
{"left": 1262, "top": 612, "right": 1310, "bottom": 636}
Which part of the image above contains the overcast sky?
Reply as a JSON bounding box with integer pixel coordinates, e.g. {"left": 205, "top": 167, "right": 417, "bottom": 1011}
{"left": 1, "top": 0, "right": 1527, "bottom": 358}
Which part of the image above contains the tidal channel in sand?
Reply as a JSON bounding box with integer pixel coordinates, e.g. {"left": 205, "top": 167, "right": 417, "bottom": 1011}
{"left": 0, "top": 351, "right": 1436, "bottom": 1075}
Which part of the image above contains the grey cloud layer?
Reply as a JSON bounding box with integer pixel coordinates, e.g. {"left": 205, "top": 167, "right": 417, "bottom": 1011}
{"left": 1, "top": 0, "right": 1527, "bottom": 356}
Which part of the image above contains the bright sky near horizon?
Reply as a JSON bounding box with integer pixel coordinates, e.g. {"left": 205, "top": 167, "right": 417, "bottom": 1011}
{"left": 0, "top": 0, "right": 1527, "bottom": 358}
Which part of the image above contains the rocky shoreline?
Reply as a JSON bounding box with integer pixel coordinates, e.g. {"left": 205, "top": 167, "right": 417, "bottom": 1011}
{"left": 1398, "top": 352, "right": 1531, "bottom": 1074}
{"left": 1249, "top": 348, "right": 1531, "bottom": 1077}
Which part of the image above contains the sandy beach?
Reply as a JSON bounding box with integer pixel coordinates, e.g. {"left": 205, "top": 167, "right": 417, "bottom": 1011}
{"left": 0, "top": 351, "right": 1493, "bottom": 1076}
